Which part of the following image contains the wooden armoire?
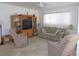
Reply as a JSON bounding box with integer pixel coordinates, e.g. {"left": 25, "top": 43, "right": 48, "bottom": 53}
{"left": 11, "top": 14, "right": 37, "bottom": 37}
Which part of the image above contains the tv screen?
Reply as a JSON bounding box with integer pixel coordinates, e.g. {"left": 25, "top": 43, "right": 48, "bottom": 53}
{"left": 22, "top": 19, "right": 32, "bottom": 30}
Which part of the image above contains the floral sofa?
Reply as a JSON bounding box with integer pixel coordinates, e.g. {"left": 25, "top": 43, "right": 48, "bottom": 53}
{"left": 38, "top": 27, "right": 68, "bottom": 41}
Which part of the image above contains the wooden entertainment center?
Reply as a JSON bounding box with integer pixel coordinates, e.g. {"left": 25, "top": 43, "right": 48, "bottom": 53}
{"left": 11, "top": 14, "right": 37, "bottom": 37}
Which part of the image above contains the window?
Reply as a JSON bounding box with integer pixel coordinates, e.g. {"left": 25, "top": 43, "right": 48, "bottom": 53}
{"left": 43, "top": 12, "right": 71, "bottom": 27}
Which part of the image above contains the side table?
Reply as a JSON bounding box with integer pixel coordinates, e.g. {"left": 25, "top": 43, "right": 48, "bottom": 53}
{"left": 2, "top": 35, "right": 14, "bottom": 48}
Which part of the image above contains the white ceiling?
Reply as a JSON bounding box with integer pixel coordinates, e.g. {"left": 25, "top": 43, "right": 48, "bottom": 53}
{"left": 3, "top": 2, "right": 79, "bottom": 11}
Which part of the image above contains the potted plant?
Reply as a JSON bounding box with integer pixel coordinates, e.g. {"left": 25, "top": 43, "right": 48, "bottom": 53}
{"left": 68, "top": 24, "right": 74, "bottom": 34}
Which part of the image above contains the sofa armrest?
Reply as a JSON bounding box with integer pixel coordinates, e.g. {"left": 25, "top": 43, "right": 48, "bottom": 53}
{"left": 48, "top": 41, "right": 62, "bottom": 56}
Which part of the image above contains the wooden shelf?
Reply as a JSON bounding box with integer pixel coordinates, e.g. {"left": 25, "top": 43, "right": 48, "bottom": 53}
{"left": 11, "top": 14, "right": 37, "bottom": 37}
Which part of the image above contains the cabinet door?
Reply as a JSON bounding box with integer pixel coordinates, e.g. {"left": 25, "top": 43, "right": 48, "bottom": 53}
{"left": 27, "top": 29, "right": 33, "bottom": 37}
{"left": 23, "top": 29, "right": 33, "bottom": 37}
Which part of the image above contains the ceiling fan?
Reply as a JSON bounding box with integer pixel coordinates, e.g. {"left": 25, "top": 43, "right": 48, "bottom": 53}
{"left": 38, "top": 2, "right": 44, "bottom": 7}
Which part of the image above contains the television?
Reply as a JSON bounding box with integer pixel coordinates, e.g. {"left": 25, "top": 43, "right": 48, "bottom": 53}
{"left": 22, "top": 19, "right": 32, "bottom": 30}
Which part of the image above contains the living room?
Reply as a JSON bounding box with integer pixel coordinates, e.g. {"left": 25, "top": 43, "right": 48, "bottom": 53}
{"left": 0, "top": 2, "right": 79, "bottom": 56}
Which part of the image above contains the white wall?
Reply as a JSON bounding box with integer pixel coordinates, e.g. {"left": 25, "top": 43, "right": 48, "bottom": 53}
{"left": 0, "top": 3, "right": 40, "bottom": 43}
{"left": 0, "top": 3, "right": 39, "bottom": 35}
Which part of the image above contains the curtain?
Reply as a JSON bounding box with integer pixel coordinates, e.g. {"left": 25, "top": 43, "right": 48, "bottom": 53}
{"left": 43, "top": 12, "right": 71, "bottom": 27}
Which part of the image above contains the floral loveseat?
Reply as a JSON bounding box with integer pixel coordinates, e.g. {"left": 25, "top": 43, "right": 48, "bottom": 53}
{"left": 38, "top": 27, "right": 67, "bottom": 41}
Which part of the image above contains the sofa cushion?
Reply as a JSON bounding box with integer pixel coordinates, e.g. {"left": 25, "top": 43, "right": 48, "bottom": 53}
{"left": 56, "top": 29, "right": 65, "bottom": 38}
{"left": 43, "top": 27, "right": 57, "bottom": 33}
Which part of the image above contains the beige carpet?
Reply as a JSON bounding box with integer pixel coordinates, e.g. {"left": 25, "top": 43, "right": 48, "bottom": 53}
{"left": 0, "top": 37, "right": 48, "bottom": 56}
